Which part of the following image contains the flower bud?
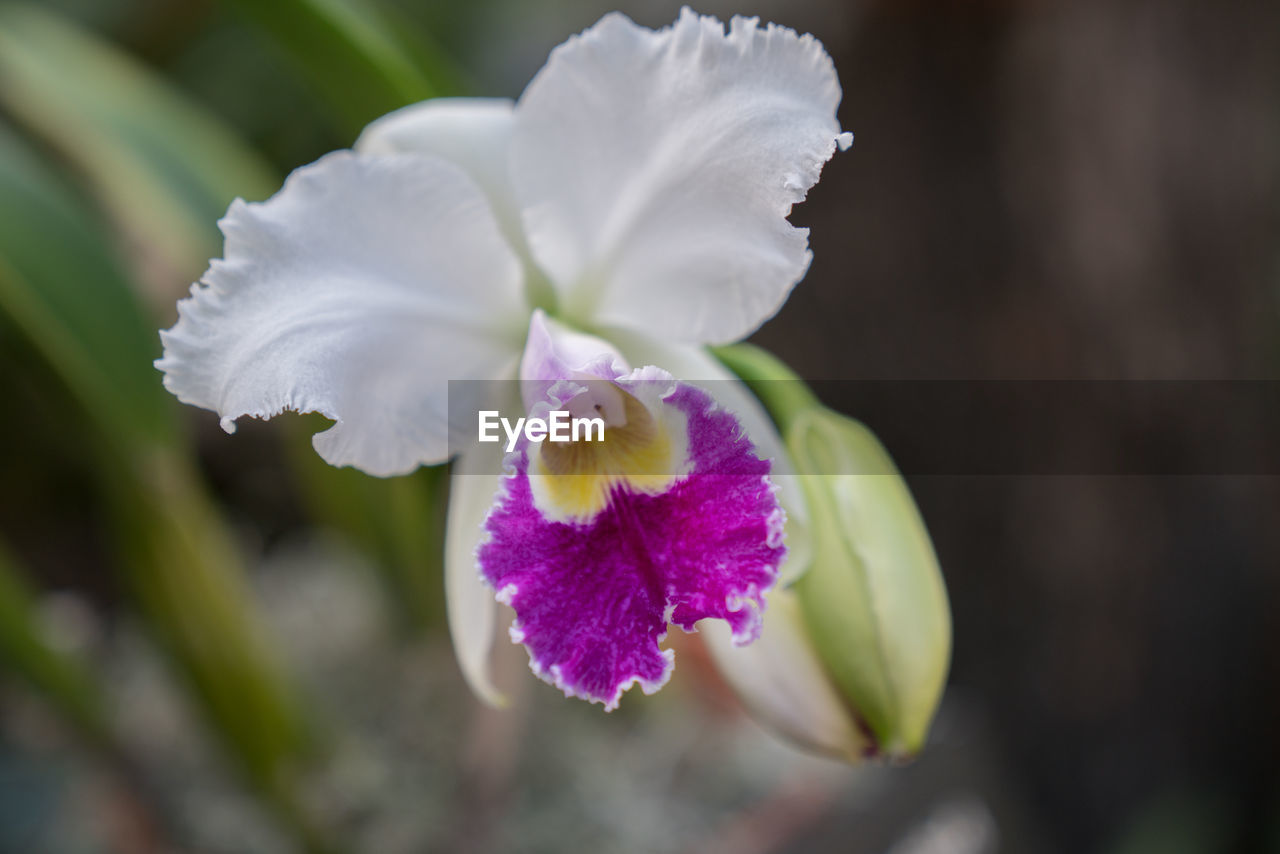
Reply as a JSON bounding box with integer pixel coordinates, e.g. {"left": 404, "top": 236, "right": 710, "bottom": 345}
{"left": 701, "top": 586, "right": 875, "bottom": 762}
{"left": 787, "top": 407, "right": 951, "bottom": 758}
{"left": 713, "top": 344, "right": 952, "bottom": 760}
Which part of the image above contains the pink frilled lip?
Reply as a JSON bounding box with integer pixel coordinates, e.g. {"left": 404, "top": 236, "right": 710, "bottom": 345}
{"left": 477, "top": 377, "right": 786, "bottom": 710}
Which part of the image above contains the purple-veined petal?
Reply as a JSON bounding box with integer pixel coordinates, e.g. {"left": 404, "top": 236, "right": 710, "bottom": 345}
{"left": 511, "top": 9, "right": 849, "bottom": 344}
{"left": 448, "top": 315, "right": 626, "bottom": 705}
{"left": 477, "top": 374, "right": 785, "bottom": 710}
{"left": 519, "top": 309, "right": 629, "bottom": 412}
{"left": 601, "top": 325, "right": 813, "bottom": 582}
{"left": 157, "top": 151, "right": 526, "bottom": 476}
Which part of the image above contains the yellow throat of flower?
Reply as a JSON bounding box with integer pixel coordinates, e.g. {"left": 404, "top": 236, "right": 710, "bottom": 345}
{"left": 528, "top": 384, "right": 687, "bottom": 524}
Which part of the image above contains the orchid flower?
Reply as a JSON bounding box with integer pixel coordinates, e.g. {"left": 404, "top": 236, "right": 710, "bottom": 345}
{"left": 156, "top": 9, "right": 850, "bottom": 710}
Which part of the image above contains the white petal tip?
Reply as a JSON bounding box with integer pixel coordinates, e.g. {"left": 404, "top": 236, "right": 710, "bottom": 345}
{"left": 471, "top": 681, "right": 509, "bottom": 709}
{"left": 837, "top": 132, "right": 854, "bottom": 151}
{"left": 219, "top": 416, "right": 238, "bottom": 435}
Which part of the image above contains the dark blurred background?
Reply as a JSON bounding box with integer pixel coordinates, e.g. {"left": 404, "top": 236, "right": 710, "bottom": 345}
{"left": 1, "top": 0, "right": 1278, "bottom": 852}
{"left": 764, "top": 3, "right": 1280, "bottom": 852}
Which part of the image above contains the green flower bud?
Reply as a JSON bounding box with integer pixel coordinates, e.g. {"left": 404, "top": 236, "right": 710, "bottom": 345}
{"left": 715, "top": 344, "right": 952, "bottom": 760}
{"left": 788, "top": 407, "right": 951, "bottom": 758}
{"left": 702, "top": 585, "right": 876, "bottom": 762}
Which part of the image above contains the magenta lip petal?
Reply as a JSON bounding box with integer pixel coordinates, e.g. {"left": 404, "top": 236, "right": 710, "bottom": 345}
{"left": 477, "top": 380, "right": 786, "bottom": 710}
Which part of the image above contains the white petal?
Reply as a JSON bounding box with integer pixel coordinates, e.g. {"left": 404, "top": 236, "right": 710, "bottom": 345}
{"left": 445, "top": 392, "right": 520, "bottom": 706}
{"left": 602, "top": 326, "right": 812, "bottom": 582}
{"left": 355, "top": 99, "right": 533, "bottom": 272}
{"left": 702, "top": 588, "right": 872, "bottom": 761}
{"left": 157, "top": 151, "right": 526, "bottom": 477}
{"left": 511, "top": 10, "right": 845, "bottom": 343}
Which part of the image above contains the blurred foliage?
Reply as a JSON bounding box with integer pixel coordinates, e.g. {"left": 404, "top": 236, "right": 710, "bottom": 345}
{"left": 0, "top": 544, "right": 110, "bottom": 747}
{"left": 219, "top": 0, "right": 460, "bottom": 134}
{"left": 0, "top": 0, "right": 462, "bottom": 849}
{"left": 0, "top": 3, "right": 279, "bottom": 288}
{"left": 287, "top": 418, "right": 449, "bottom": 632}
{"left": 0, "top": 121, "right": 175, "bottom": 450}
{"left": 0, "top": 96, "right": 320, "bottom": 851}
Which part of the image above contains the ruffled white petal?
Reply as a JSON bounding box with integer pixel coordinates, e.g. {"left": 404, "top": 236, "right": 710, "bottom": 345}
{"left": 701, "top": 588, "right": 872, "bottom": 761}
{"left": 511, "top": 9, "right": 845, "bottom": 344}
{"left": 354, "top": 99, "right": 534, "bottom": 273}
{"left": 601, "top": 326, "right": 812, "bottom": 583}
{"left": 157, "top": 151, "right": 526, "bottom": 477}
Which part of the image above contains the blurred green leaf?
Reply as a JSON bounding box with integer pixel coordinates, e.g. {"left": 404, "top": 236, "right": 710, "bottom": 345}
{"left": 0, "top": 3, "right": 278, "bottom": 281}
{"left": 101, "top": 450, "right": 326, "bottom": 839}
{"left": 220, "top": 0, "right": 454, "bottom": 133}
{"left": 0, "top": 543, "right": 110, "bottom": 746}
{"left": 0, "top": 122, "right": 329, "bottom": 851}
{"left": 0, "top": 122, "right": 175, "bottom": 449}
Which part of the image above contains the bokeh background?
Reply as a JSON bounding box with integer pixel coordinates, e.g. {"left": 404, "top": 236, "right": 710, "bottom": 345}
{"left": 1, "top": 0, "right": 1278, "bottom": 852}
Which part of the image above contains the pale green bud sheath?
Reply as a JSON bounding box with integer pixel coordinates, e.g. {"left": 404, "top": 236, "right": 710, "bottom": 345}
{"left": 788, "top": 409, "right": 951, "bottom": 757}
{"left": 715, "top": 344, "right": 953, "bottom": 759}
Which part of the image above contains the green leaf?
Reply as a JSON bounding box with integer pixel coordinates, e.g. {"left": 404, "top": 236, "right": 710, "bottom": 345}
{"left": 0, "top": 3, "right": 279, "bottom": 280}
{"left": 0, "top": 119, "right": 329, "bottom": 850}
{"left": 102, "top": 450, "right": 315, "bottom": 793}
{"left": 0, "top": 122, "right": 175, "bottom": 448}
{"left": 220, "top": 0, "right": 454, "bottom": 133}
